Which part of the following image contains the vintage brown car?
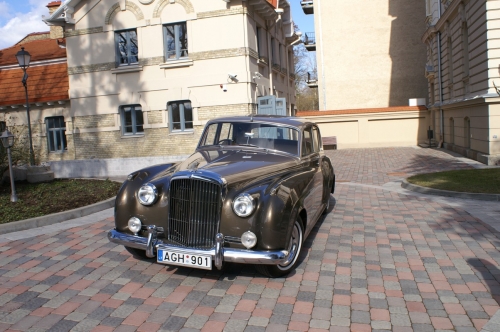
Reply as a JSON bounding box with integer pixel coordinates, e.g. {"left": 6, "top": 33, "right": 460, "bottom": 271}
{"left": 108, "top": 116, "right": 335, "bottom": 277}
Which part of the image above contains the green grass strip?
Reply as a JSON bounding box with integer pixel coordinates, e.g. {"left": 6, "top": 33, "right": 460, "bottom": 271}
{"left": 407, "top": 168, "right": 500, "bottom": 194}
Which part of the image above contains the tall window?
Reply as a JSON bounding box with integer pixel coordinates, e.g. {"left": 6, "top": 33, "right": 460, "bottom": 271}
{"left": 115, "top": 29, "right": 138, "bottom": 66}
{"left": 462, "top": 23, "right": 469, "bottom": 77}
{"left": 46, "top": 116, "right": 67, "bottom": 152}
{"left": 464, "top": 117, "right": 471, "bottom": 148}
{"left": 271, "top": 38, "right": 276, "bottom": 65}
{"left": 256, "top": 26, "right": 262, "bottom": 58}
{"left": 430, "top": 82, "right": 435, "bottom": 105}
{"left": 164, "top": 22, "right": 188, "bottom": 60}
{"left": 447, "top": 37, "right": 453, "bottom": 83}
{"left": 120, "top": 105, "right": 144, "bottom": 136}
{"left": 449, "top": 118, "right": 454, "bottom": 144}
{"left": 168, "top": 100, "right": 193, "bottom": 132}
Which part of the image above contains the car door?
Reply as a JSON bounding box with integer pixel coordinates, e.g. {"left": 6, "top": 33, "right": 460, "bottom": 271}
{"left": 301, "top": 126, "right": 324, "bottom": 234}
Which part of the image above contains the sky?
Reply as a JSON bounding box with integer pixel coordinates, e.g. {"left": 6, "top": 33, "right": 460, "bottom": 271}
{"left": 0, "top": 0, "right": 51, "bottom": 50}
{"left": 0, "top": 0, "right": 315, "bottom": 50}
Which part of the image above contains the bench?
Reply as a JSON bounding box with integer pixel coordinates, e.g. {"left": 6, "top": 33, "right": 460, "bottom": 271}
{"left": 322, "top": 136, "right": 337, "bottom": 150}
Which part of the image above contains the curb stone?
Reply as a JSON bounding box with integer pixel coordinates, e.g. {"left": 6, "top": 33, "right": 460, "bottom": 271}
{"left": 401, "top": 179, "right": 500, "bottom": 201}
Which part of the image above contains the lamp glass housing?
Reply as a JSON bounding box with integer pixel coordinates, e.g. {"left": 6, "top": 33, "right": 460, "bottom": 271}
{"left": 16, "top": 47, "right": 31, "bottom": 69}
{"left": 0, "top": 130, "right": 14, "bottom": 148}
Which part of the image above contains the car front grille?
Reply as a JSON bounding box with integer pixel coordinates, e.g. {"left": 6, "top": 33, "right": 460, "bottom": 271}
{"left": 167, "top": 177, "right": 222, "bottom": 249}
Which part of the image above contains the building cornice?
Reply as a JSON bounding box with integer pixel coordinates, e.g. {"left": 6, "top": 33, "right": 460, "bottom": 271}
{"left": 0, "top": 58, "right": 67, "bottom": 70}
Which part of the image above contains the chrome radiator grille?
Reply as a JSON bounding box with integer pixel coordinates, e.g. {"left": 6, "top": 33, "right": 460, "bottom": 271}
{"left": 167, "top": 178, "right": 222, "bottom": 249}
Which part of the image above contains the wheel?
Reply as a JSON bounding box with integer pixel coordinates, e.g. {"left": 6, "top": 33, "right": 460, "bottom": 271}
{"left": 217, "top": 139, "right": 233, "bottom": 145}
{"left": 124, "top": 246, "right": 154, "bottom": 260}
{"left": 255, "top": 217, "right": 304, "bottom": 278}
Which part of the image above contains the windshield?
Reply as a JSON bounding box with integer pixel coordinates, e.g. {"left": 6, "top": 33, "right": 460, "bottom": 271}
{"left": 199, "top": 121, "right": 300, "bottom": 156}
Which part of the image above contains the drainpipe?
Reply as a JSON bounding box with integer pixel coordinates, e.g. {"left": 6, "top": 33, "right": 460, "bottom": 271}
{"left": 437, "top": 2, "right": 444, "bottom": 142}
{"left": 316, "top": 0, "right": 326, "bottom": 110}
{"left": 286, "top": 33, "right": 303, "bottom": 115}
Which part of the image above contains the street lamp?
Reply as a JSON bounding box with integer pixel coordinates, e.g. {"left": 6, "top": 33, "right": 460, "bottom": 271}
{"left": 1, "top": 130, "right": 18, "bottom": 202}
{"left": 15, "top": 47, "right": 35, "bottom": 166}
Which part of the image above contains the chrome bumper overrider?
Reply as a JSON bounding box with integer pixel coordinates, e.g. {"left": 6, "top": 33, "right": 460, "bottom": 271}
{"left": 107, "top": 227, "right": 289, "bottom": 270}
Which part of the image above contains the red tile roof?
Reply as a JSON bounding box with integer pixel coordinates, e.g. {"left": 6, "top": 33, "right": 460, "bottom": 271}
{"left": 296, "top": 106, "right": 428, "bottom": 117}
{"left": 0, "top": 37, "right": 66, "bottom": 66}
{"left": 0, "top": 63, "right": 69, "bottom": 107}
{"left": 0, "top": 37, "right": 68, "bottom": 107}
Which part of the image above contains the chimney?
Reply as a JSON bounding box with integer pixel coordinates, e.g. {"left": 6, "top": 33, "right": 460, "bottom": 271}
{"left": 47, "top": 1, "right": 64, "bottom": 39}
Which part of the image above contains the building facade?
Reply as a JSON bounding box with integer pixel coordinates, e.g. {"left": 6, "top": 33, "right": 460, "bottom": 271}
{"left": 423, "top": 0, "right": 500, "bottom": 165}
{"left": 43, "top": 0, "right": 298, "bottom": 162}
{"left": 304, "top": 0, "right": 428, "bottom": 111}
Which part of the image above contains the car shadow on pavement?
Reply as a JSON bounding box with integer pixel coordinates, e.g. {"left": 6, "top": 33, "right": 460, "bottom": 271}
{"left": 466, "top": 258, "right": 500, "bottom": 305}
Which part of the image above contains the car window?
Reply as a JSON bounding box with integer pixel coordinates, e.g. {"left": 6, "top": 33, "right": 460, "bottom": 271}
{"left": 302, "top": 127, "right": 313, "bottom": 156}
{"left": 201, "top": 123, "right": 218, "bottom": 146}
{"left": 312, "top": 126, "right": 321, "bottom": 153}
{"left": 199, "top": 121, "right": 299, "bottom": 155}
{"left": 220, "top": 123, "right": 233, "bottom": 140}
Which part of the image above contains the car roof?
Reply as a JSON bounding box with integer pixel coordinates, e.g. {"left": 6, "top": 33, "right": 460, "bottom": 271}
{"left": 206, "top": 115, "right": 315, "bottom": 130}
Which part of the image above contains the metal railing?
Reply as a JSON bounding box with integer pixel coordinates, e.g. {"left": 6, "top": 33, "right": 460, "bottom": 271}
{"left": 303, "top": 32, "right": 316, "bottom": 45}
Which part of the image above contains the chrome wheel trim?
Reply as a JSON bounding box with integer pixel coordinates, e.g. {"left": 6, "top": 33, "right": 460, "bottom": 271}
{"left": 277, "top": 220, "right": 302, "bottom": 270}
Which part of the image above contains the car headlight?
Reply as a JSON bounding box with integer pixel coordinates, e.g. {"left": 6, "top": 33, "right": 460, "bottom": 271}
{"left": 138, "top": 183, "right": 158, "bottom": 206}
{"left": 241, "top": 231, "right": 257, "bottom": 249}
{"left": 128, "top": 217, "right": 142, "bottom": 235}
{"left": 233, "top": 193, "right": 255, "bottom": 217}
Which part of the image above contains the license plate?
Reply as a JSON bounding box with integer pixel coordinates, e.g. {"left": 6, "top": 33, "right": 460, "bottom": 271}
{"left": 157, "top": 249, "right": 212, "bottom": 270}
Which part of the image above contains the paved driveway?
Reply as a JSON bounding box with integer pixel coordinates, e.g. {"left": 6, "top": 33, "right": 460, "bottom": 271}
{"left": 1, "top": 147, "right": 500, "bottom": 332}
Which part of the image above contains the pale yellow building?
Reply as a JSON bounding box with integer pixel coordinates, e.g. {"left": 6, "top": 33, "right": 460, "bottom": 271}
{"left": 423, "top": 0, "right": 500, "bottom": 165}
{"left": 297, "top": 0, "right": 432, "bottom": 151}
{"left": 41, "top": 0, "right": 298, "bottom": 165}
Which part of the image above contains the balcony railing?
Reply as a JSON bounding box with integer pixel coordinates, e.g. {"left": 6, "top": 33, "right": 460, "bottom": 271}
{"left": 300, "top": 1, "right": 313, "bottom": 15}
{"left": 303, "top": 32, "right": 316, "bottom": 51}
{"left": 306, "top": 71, "right": 318, "bottom": 88}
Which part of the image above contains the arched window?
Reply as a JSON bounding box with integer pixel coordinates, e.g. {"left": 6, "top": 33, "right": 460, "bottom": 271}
{"left": 449, "top": 118, "right": 454, "bottom": 144}
{"left": 462, "top": 23, "right": 469, "bottom": 78}
{"left": 464, "top": 117, "right": 471, "bottom": 148}
{"left": 448, "top": 37, "right": 453, "bottom": 82}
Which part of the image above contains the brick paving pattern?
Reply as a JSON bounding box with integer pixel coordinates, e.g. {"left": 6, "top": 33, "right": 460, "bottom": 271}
{"left": 1, "top": 147, "right": 499, "bottom": 331}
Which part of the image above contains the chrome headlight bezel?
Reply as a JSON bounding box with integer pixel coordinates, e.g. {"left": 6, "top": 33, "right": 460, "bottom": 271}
{"left": 232, "top": 193, "right": 255, "bottom": 217}
{"left": 137, "top": 183, "right": 158, "bottom": 206}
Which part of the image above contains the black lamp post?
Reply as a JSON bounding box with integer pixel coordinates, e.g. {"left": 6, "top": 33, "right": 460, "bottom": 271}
{"left": 15, "top": 47, "right": 35, "bottom": 166}
{"left": 1, "top": 130, "right": 18, "bottom": 202}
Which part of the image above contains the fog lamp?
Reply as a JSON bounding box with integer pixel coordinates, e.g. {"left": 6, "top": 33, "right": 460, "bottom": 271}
{"left": 128, "top": 217, "right": 142, "bottom": 235}
{"left": 241, "top": 231, "right": 257, "bottom": 249}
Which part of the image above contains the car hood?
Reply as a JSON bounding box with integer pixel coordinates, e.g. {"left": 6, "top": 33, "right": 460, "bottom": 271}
{"left": 172, "top": 148, "right": 299, "bottom": 186}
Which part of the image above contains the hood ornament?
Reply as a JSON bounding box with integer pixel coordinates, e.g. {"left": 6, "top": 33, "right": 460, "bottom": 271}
{"left": 188, "top": 159, "right": 200, "bottom": 172}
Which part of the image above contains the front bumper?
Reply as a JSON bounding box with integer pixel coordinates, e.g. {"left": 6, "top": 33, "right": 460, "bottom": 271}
{"left": 108, "top": 226, "right": 289, "bottom": 270}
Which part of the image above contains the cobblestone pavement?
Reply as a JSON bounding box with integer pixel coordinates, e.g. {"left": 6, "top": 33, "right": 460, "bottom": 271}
{"left": 1, "top": 147, "right": 500, "bottom": 332}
